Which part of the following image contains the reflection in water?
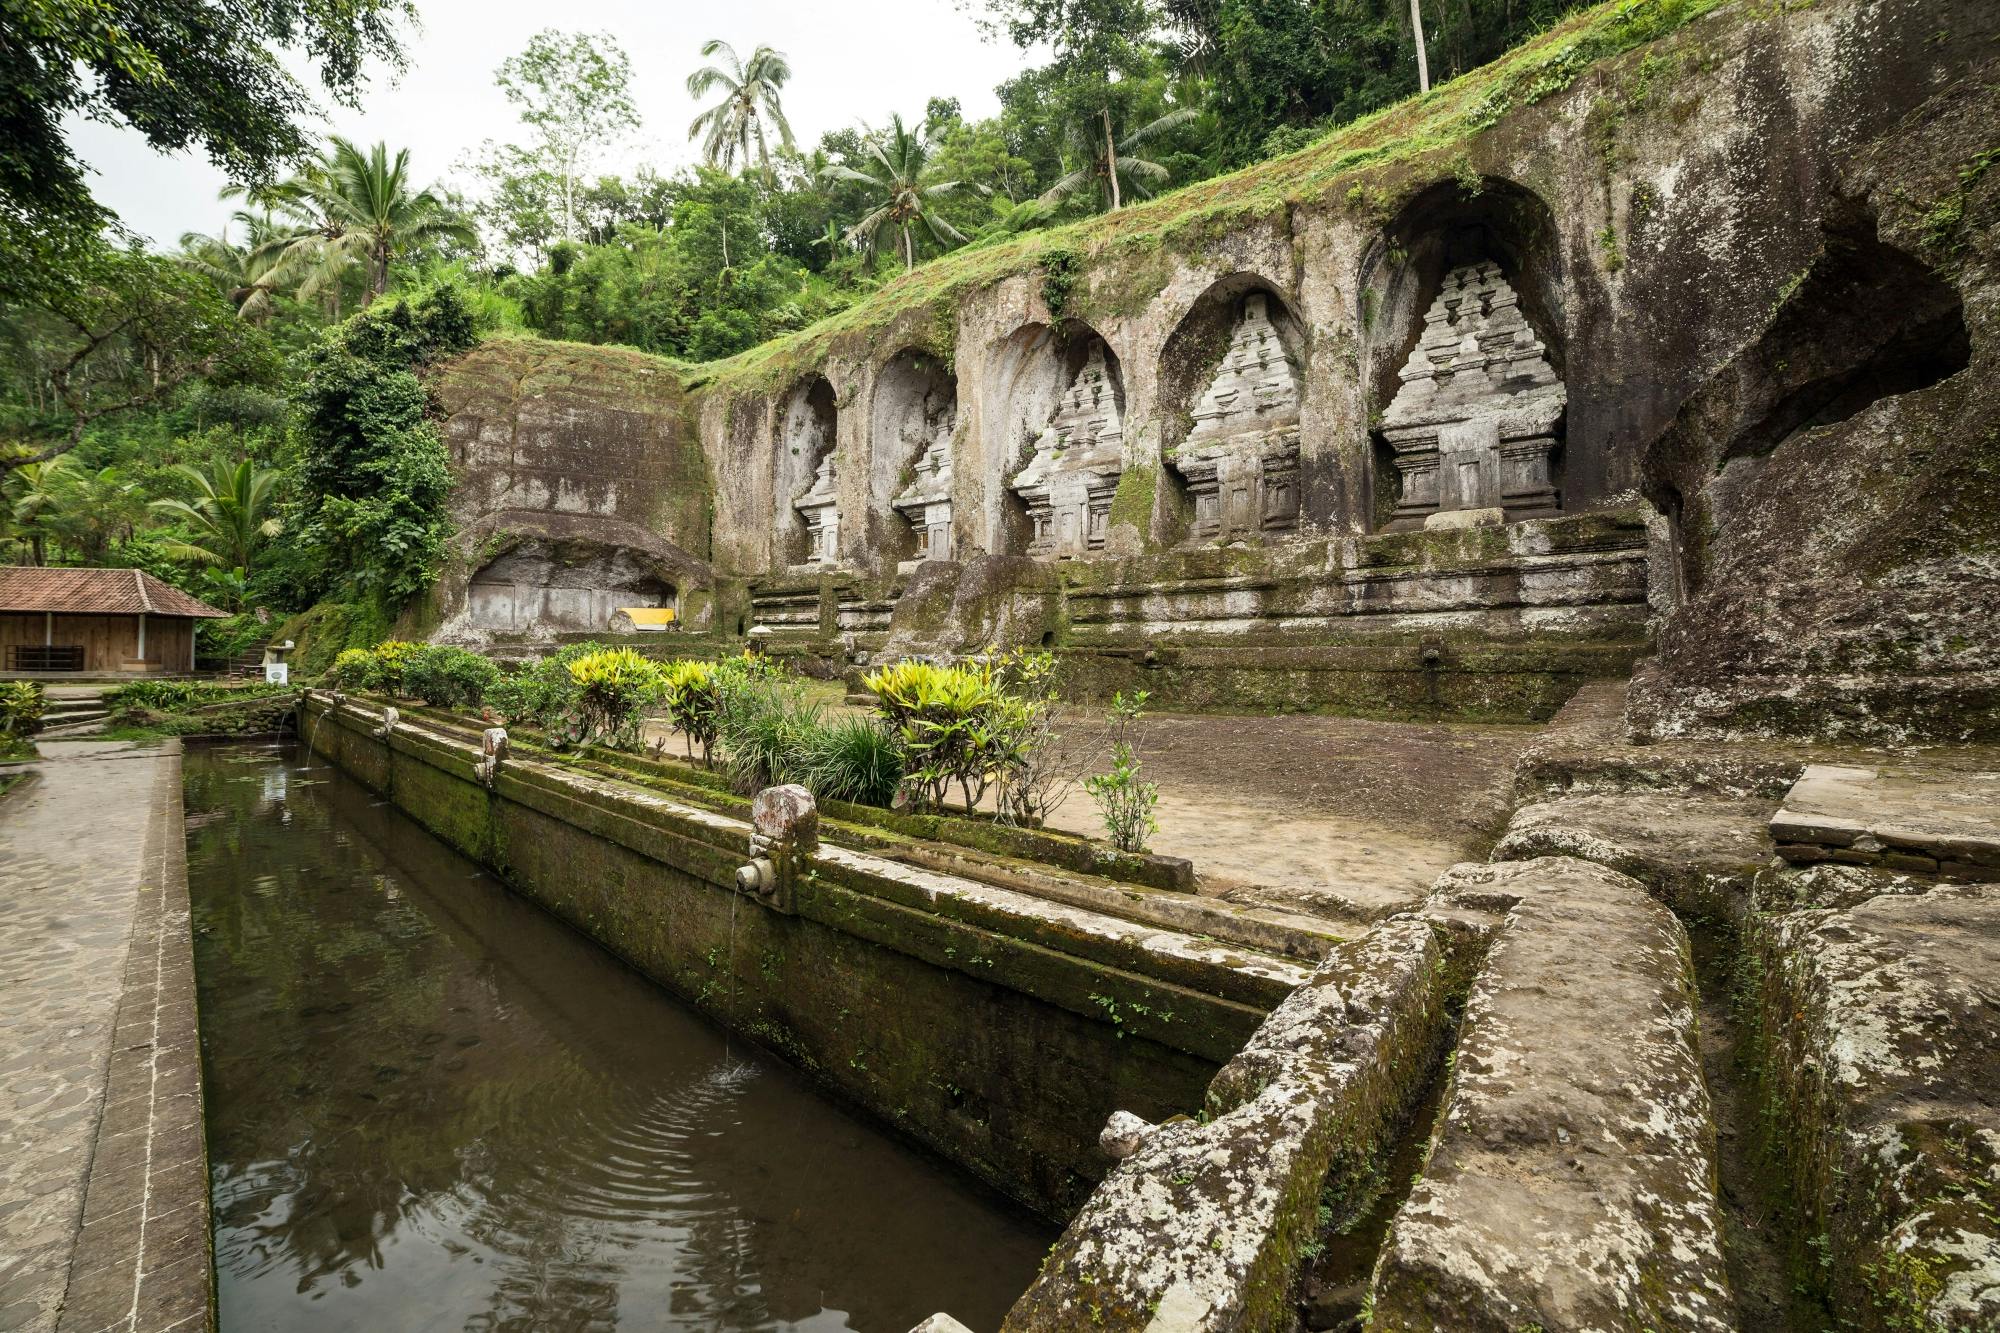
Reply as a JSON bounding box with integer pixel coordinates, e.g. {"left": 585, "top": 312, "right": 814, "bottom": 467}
{"left": 186, "top": 742, "right": 1051, "bottom": 1332}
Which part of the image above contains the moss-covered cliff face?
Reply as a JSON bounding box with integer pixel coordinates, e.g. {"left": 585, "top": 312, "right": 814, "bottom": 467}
{"left": 427, "top": 336, "right": 718, "bottom": 637}
{"left": 428, "top": 0, "right": 2000, "bottom": 742}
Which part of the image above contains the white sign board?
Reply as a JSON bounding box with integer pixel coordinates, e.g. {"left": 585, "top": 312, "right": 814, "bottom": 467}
{"left": 264, "top": 662, "right": 290, "bottom": 686}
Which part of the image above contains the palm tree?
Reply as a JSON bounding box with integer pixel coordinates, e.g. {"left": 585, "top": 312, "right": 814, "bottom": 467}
{"left": 1041, "top": 105, "right": 1199, "bottom": 213}
{"left": 148, "top": 459, "right": 282, "bottom": 601}
{"left": 248, "top": 138, "right": 474, "bottom": 307}
{"left": 54, "top": 465, "right": 146, "bottom": 563}
{"left": 686, "top": 41, "right": 797, "bottom": 177}
{"left": 178, "top": 211, "right": 289, "bottom": 320}
{"left": 4, "top": 455, "right": 75, "bottom": 566}
{"left": 820, "top": 115, "right": 968, "bottom": 271}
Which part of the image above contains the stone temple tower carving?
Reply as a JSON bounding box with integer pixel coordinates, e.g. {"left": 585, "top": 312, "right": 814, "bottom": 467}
{"left": 793, "top": 451, "right": 840, "bottom": 567}
{"left": 892, "top": 418, "right": 954, "bottom": 564}
{"left": 1013, "top": 342, "right": 1124, "bottom": 558}
{"left": 1379, "top": 261, "right": 1565, "bottom": 527}
{"left": 1167, "top": 292, "right": 1303, "bottom": 542}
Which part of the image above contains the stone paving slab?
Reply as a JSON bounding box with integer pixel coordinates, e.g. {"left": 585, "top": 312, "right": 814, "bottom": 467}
{"left": 1772, "top": 763, "right": 2000, "bottom": 877}
{"left": 0, "top": 742, "right": 209, "bottom": 1333}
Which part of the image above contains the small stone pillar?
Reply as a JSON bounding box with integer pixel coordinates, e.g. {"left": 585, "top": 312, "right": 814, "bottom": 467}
{"left": 735, "top": 783, "right": 817, "bottom": 914}
{"left": 477, "top": 726, "right": 508, "bottom": 788}
{"left": 373, "top": 706, "right": 400, "bottom": 740}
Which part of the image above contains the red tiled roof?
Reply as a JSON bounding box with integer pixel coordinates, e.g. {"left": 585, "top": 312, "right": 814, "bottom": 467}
{"left": 0, "top": 567, "right": 228, "bottom": 618}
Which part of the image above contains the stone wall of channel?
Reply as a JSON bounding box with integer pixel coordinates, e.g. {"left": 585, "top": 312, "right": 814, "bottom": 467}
{"left": 297, "top": 693, "right": 1311, "bottom": 1219}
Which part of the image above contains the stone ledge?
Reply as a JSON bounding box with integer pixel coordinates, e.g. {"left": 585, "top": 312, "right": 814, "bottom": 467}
{"left": 1001, "top": 917, "right": 1451, "bottom": 1333}
{"left": 1771, "top": 763, "right": 2000, "bottom": 879}
{"left": 1371, "top": 857, "right": 1733, "bottom": 1331}
{"left": 1749, "top": 879, "right": 2000, "bottom": 1327}
{"left": 55, "top": 741, "right": 214, "bottom": 1333}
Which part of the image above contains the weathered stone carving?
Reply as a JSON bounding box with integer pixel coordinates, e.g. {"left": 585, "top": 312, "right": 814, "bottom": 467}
{"left": 736, "top": 783, "right": 817, "bottom": 914}
{"left": 1380, "top": 261, "right": 1564, "bottom": 527}
{"left": 793, "top": 451, "right": 840, "bottom": 567}
{"left": 1013, "top": 342, "right": 1124, "bottom": 558}
{"left": 892, "top": 419, "right": 955, "bottom": 564}
{"left": 1168, "top": 293, "right": 1304, "bottom": 543}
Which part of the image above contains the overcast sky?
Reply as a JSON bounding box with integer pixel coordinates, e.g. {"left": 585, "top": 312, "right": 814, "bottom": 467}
{"left": 69, "top": 0, "right": 1038, "bottom": 248}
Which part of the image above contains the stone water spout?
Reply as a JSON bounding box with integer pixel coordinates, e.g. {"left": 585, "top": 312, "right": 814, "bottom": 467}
{"left": 735, "top": 784, "right": 817, "bottom": 914}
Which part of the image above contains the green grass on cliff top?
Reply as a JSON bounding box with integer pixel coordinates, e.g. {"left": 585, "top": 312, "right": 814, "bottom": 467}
{"left": 567, "top": 0, "right": 1733, "bottom": 399}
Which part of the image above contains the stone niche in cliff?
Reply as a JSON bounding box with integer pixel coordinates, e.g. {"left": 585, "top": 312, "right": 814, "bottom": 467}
{"left": 1166, "top": 292, "right": 1304, "bottom": 543}
{"left": 1379, "top": 261, "right": 1565, "bottom": 527}
{"left": 465, "top": 541, "right": 677, "bottom": 635}
{"left": 779, "top": 375, "right": 839, "bottom": 569}
{"left": 793, "top": 451, "right": 840, "bottom": 568}
{"left": 1012, "top": 341, "right": 1125, "bottom": 559}
{"left": 873, "top": 349, "right": 958, "bottom": 570}
{"left": 892, "top": 420, "right": 954, "bottom": 565}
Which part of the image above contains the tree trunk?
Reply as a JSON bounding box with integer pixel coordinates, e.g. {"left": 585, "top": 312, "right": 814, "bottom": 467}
{"left": 903, "top": 225, "right": 914, "bottom": 271}
{"left": 1410, "top": 0, "right": 1431, "bottom": 93}
{"left": 1102, "top": 106, "right": 1122, "bottom": 210}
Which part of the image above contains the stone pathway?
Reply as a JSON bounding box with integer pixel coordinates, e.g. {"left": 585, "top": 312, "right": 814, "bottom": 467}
{"left": 0, "top": 741, "right": 207, "bottom": 1333}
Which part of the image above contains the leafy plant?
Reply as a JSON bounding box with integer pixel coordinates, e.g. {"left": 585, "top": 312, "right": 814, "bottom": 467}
{"left": 0, "top": 682, "right": 46, "bottom": 736}
{"left": 369, "top": 640, "right": 420, "bottom": 695}
{"left": 401, "top": 644, "right": 500, "bottom": 710}
{"left": 658, "top": 658, "right": 728, "bottom": 763}
{"left": 329, "top": 647, "right": 379, "bottom": 691}
{"left": 565, "top": 646, "right": 664, "bottom": 748}
{"left": 1085, "top": 690, "right": 1159, "bottom": 853}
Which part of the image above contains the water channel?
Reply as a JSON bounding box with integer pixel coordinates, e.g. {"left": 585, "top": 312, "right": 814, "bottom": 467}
{"left": 185, "top": 741, "right": 1052, "bottom": 1332}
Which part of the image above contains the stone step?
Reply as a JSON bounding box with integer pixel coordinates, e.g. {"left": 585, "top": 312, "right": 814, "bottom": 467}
{"left": 1771, "top": 763, "right": 2000, "bottom": 879}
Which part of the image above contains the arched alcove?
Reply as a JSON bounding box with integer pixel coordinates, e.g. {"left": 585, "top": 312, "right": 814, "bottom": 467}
{"left": 1156, "top": 274, "right": 1308, "bottom": 544}
{"left": 988, "top": 321, "right": 1126, "bottom": 558}
{"left": 871, "top": 348, "right": 958, "bottom": 567}
{"left": 1358, "top": 177, "right": 1568, "bottom": 529}
{"left": 777, "top": 374, "right": 838, "bottom": 568}
{"left": 465, "top": 542, "right": 677, "bottom": 635}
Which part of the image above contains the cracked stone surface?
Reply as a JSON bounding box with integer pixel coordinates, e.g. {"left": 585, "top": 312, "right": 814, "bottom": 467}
{"left": 1002, "top": 918, "right": 1447, "bottom": 1333}
{"left": 1372, "top": 857, "right": 1734, "bottom": 1331}
{"left": 1753, "top": 879, "right": 2000, "bottom": 1326}
{"left": 0, "top": 741, "right": 209, "bottom": 1333}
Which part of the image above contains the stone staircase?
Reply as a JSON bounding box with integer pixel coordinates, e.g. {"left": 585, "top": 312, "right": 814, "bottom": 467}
{"left": 38, "top": 690, "right": 110, "bottom": 739}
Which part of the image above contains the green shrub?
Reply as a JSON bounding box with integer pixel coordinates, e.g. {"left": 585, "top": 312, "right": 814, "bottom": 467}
{"left": 1084, "top": 691, "right": 1159, "bottom": 853}
{"left": 658, "top": 659, "right": 728, "bottom": 764}
{"left": 565, "top": 646, "right": 664, "bottom": 748}
{"left": 401, "top": 645, "right": 500, "bottom": 710}
{"left": 485, "top": 643, "right": 596, "bottom": 729}
{"left": 798, "top": 714, "right": 903, "bottom": 807}
{"left": 0, "top": 681, "right": 46, "bottom": 736}
{"left": 371, "top": 640, "right": 420, "bottom": 695}
{"left": 862, "top": 655, "right": 1062, "bottom": 816}
{"left": 714, "top": 671, "right": 821, "bottom": 795}
{"left": 329, "top": 647, "right": 379, "bottom": 691}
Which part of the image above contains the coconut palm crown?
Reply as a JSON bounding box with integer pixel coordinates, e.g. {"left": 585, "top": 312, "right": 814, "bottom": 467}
{"left": 686, "top": 40, "right": 797, "bottom": 177}
{"left": 820, "top": 114, "right": 969, "bottom": 271}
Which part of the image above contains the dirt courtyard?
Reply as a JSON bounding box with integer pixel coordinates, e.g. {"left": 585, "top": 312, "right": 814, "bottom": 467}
{"left": 650, "top": 691, "right": 1540, "bottom": 924}
{"left": 1038, "top": 711, "right": 1538, "bottom": 920}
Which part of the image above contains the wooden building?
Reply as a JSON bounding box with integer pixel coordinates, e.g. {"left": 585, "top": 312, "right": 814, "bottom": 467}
{"left": 0, "top": 568, "right": 226, "bottom": 675}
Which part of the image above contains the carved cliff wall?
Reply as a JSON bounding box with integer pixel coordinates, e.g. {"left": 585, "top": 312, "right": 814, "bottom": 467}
{"left": 430, "top": 0, "right": 1998, "bottom": 740}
